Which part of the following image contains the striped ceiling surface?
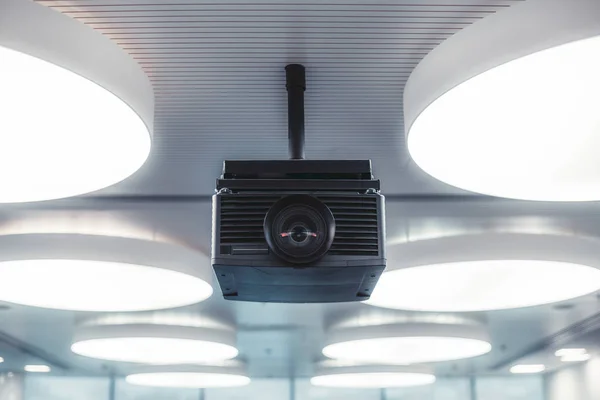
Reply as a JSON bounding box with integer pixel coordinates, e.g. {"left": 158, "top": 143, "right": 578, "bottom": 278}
{"left": 37, "top": 0, "right": 524, "bottom": 196}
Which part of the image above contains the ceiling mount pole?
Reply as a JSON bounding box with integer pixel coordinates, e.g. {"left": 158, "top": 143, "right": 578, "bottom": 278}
{"left": 285, "top": 64, "right": 306, "bottom": 160}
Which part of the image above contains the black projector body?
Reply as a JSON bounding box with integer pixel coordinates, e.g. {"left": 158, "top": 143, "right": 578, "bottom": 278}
{"left": 211, "top": 159, "right": 386, "bottom": 303}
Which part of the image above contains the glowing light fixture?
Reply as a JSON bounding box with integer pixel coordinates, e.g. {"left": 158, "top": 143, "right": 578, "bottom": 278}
{"left": 126, "top": 363, "right": 250, "bottom": 388}
{"left": 72, "top": 323, "right": 238, "bottom": 364}
{"left": 368, "top": 234, "right": 600, "bottom": 312}
{"left": 561, "top": 354, "right": 591, "bottom": 363}
{"left": 0, "top": 234, "right": 213, "bottom": 312}
{"left": 404, "top": 0, "right": 600, "bottom": 201}
{"left": 24, "top": 365, "right": 50, "bottom": 373}
{"left": 555, "top": 349, "right": 587, "bottom": 357}
{"left": 0, "top": 0, "right": 153, "bottom": 202}
{"left": 0, "top": 357, "right": 4, "bottom": 363}
{"left": 311, "top": 363, "right": 435, "bottom": 389}
{"left": 323, "top": 322, "right": 491, "bottom": 365}
{"left": 510, "top": 365, "right": 545, "bottom": 374}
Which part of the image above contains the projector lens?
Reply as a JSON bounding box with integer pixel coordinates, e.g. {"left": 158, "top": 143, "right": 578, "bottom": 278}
{"left": 289, "top": 224, "right": 311, "bottom": 243}
{"left": 265, "top": 195, "right": 335, "bottom": 264}
{"left": 276, "top": 206, "right": 324, "bottom": 254}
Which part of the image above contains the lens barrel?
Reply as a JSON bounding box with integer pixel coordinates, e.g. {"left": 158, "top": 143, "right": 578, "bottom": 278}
{"left": 264, "top": 195, "right": 335, "bottom": 264}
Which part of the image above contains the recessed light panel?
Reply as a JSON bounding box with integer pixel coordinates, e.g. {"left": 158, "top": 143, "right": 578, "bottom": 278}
{"left": 368, "top": 234, "right": 600, "bottom": 312}
{"left": 0, "top": 0, "right": 153, "bottom": 202}
{"left": 72, "top": 323, "right": 238, "bottom": 364}
{"left": 311, "top": 373, "right": 435, "bottom": 389}
{"left": 311, "top": 365, "right": 435, "bottom": 389}
{"left": 404, "top": 0, "right": 600, "bottom": 201}
{"left": 555, "top": 349, "right": 587, "bottom": 357}
{"left": 510, "top": 365, "right": 545, "bottom": 374}
{"left": 24, "top": 365, "right": 51, "bottom": 373}
{"left": 323, "top": 322, "right": 491, "bottom": 365}
{"left": 0, "top": 235, "right": 213, "bottom": 312}
{"left": 323, "top": 337, "right": 491, "bottom": 365}
{"left": 127, "top": 373, "right": 250, "bottom": 388}
{"left": 126, "top": 364, "right": 250, "bottom": 388}
{"left": 561, "top": 354, "right": 591, "bottom": 363}
{"left": 370, "top": 260, "right": 600, "bottom": 312}
{"left": 0, "top": 260, "right": 211, "bottom": 312}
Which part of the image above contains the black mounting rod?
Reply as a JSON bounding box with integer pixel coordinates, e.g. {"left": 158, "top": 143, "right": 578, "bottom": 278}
{"left": 285, "top": 64, "right": 306, "bottom": 160}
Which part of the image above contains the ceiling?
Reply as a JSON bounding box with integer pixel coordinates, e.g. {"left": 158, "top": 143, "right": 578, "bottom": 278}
{"left": 36, "top": 0, "right": 524, "bottom": 197}
{"left": 0, "top": 0, "right": 599, "bottom": 382}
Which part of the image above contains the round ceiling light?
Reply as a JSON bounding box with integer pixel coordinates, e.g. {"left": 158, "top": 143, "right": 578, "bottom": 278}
{"left": 72, "top": 323, "right": 238, "bottom": 364}
{"left": 0, "top": 234, "right": 213, "bottom": 312}
{"left": 404, "top": 0, "right": 600, "bottom": 201}
{"left": 367, "top": 234, "right": 600, "bottom": 312}
{"left": 323, "top": 322, "right": 491, "bottom": 365}
{"left": 0, "top": 0, "right": 152, "bottom": 203}
{"left": 126, "top": 363, "right": 251, "bottom": 388}
{"left": 311, "top": 363, "right": 435, "bottom": 389}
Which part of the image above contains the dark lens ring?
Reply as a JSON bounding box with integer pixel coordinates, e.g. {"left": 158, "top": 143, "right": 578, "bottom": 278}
{"left": 273, "top": 204, "right": 326, "bottom": 258}
{"left": 264, "top": 195, "right": 335, "bottom": 264}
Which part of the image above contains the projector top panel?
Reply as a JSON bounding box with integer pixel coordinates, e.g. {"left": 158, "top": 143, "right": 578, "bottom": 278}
{"left": 221, "top": 160, "right": 373, "bottom": 179}
{"left": 217, "top": 160, "right": 380, "bottom": 192}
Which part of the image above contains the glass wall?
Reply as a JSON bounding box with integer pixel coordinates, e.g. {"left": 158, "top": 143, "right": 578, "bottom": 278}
{"left": 295, "top": 379, "right": 380, "bottom": 400}
{"left": 206, "top": 379, "right": 289, "bottom": 400}
{"left": 545, "top": 357, "right": 600, "bottom": 400}
{"left": 115, "top": 378, "right": 198, "bottom": 400}
{"left": 22, "top": 375, "right": 545, "bottom": 400}
{"left": 475, "top": 377, "right": 544, "bottom": 400}
{"left": 24, "top": 376, "right": 109, "bottom": 400}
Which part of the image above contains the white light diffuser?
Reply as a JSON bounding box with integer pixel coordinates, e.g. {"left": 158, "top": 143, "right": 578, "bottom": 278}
{"left": 323, "top": 322, "right": 491, "bottom": 365}
{"left": 0, "top": 260, "right": 211, "bottom": 312}
{"left": 0, "top": 234, "right": 213, "bottom": 312}
{"left": 561, "top": 354, "right": 591, "bottom": 363}
{"left": 0, "top": 0, "right": 153, "bottom": 202}
{"left": 368, "top": 234, "right": 600, "bottom": 312}
{"left": 24, "top": 365, "right": 50, "bottom": 373}
{"left": 404, "top": 0, "right": 600, "bottom": 201}
{"left": 126, "top": 363, "right": 250, "bottom": 388}
{"left": 311, "top": 364, "right": 435, "bottom": 389}
{"left": 510, "top": 365, "right": 545, "bottom": 374}
{"left": 555, "top": 349, "right": 587, "bottom": 357}
{"left": 72, "top": 323, "right": 238, "bottom": 364}
{"left": 371, "top": 260, "right": 600, "bottom": 312}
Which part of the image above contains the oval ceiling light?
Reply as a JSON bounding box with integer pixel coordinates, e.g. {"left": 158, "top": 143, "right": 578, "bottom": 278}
{"left": 72, "top": 322, "right": 238, "bottom": 364}
{"left": 405, "top": 0, "right": 600, "bottom": 201}
{"left": 311, "top": 363, "right": 435, "bottom": 389}
{"left": 126, "top": 363, "right": 251, "bottom": 388}
{"left": 367, "top": 234, "right": 600, "bottom": 312}
{"left": 510, "top": 365, "right": 546, "bottom": 374}
{"left": 0, "top": 0, "right": 152, "bottom": 203}
{"left": 0, "top": 234, "right": 213, "bottom": 312}
{"left": 323, "top": 321, "right": 491, "bottom": 365}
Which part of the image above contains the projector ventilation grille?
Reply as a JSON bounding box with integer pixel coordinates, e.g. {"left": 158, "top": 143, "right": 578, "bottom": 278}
{"left": 219, "top": 195, "right": 379, "bottom": 257}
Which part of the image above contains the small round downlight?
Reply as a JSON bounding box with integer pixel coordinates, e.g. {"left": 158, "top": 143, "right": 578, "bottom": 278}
{"left": 264, "top": 195, "right": 335, "bottom": 264}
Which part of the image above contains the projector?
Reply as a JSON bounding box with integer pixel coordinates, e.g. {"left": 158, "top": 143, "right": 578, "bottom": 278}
{"left": 211, "top": 64, "right": 386, "bottom": 303}
{"left": 212, "top": 159, "right": 385, "bottom": 303}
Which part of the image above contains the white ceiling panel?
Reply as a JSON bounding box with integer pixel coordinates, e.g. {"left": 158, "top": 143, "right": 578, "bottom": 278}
{"left": 35, "top": 0, "right": 524, "bottom": 196}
